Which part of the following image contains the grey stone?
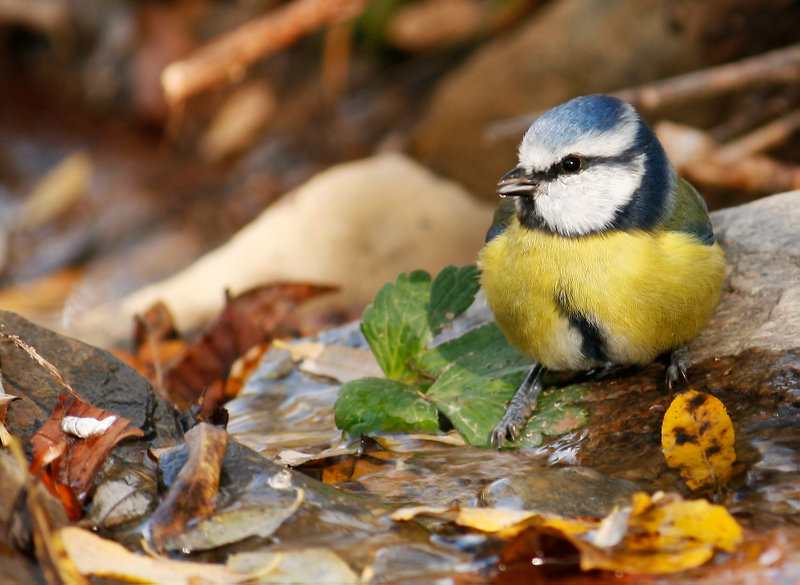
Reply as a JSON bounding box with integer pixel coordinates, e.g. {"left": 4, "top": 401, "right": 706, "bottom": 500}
{"left": 692, "top": 190, "right": 800, "bottom": 361}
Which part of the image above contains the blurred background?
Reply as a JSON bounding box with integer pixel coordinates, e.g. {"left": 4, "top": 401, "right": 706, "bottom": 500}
{"left": 1, "top": 0, "right": 799, "bottom": 346}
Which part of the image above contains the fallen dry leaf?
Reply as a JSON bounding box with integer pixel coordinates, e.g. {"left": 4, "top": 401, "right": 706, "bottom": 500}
{"left": 275, "top": 339, "right": 384, "bottom": 383}
{"left": 29, "top": 393, "right": 144, "bottom": 519}
{"left": 662, "top": 390, "right": 737, "bottom": 490}
{"left": 391, "top": 490, "right": 743, "bottom": 575}
{"left": 4, "top": 436, "right": 83, "bottom": 584}
{"left": 148, "top": 422, "right": 228, "bottom": 548}
{"left": 0, "top": 383, "right": 18, "bottom": 446}
{"left": 293, "top": 434, "right": 396, "bottom": 485}
{"left": 61, "top": 526, "right": 251, "bottom": 584}
{"left": 570, "top": 491, "right": 743, "bottom": 574}
{"left": 222, "top": 342, "right": 271, "bottom": 401}
{"left": 163, "top": 283, "right": 336, "bottom": 408}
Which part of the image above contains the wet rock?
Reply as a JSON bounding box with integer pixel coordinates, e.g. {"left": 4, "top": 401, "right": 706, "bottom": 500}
{"left": 481, "top": 467, "right": 640, "bottom": 518}
{"left": 0, "top": 310, "right": 180, "bottom": 449}
{"left": 154, "top": 437, "right": 434, "bottom": 568}
{"left": 412, "top": 0, "right": 706, "bottom": 197}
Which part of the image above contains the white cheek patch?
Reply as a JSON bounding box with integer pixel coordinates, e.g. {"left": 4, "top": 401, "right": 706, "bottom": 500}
{"left": 519, "top": 107, "right": 639, "bottom": 171}
{"left": 535, "top": 154, "right": 645, "bottom": 236}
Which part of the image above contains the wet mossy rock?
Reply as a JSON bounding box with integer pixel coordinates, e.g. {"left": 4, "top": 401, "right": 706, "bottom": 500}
{"left": 0, "top": 311, "right": 180, "bottom": 449}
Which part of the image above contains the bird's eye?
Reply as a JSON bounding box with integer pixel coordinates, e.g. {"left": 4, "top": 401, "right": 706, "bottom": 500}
{"left": 560, "top": 156, "right": 582, "bottom": 174}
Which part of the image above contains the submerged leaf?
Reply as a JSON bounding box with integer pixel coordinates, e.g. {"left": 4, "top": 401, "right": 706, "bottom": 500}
{"left": 573, "top": 491, "right": 743, "bottom": 574}
{"left": 390, "top": 491, "right": 743, "bottom": 575}
{"left": 164, "top": 490, "right": 305, "bottom": 552}
{"left": 661, "top": 390, "right": 736, "bottom": 490}
{"left": 335, "top": 378, "right": 439, "bottom": 437}
{"left": 227, "top": 549, "right": 359, "bottom": 584}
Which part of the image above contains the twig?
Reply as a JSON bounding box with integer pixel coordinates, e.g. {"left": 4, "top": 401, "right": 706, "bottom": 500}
{"left": 710, "top": 89, "right": 800, "bottom": 142}
{"left": 685, "top": 155, "right": 800, "bottom": 194}
{"left": 712, "top": 109, "right": 800, "bottom": 163}
{"left": 161, "top": 0, "right": 368, "bottom": 105}
{"left": 486, "top": 43, "right": 800, "bottom": 140}
{"left": 657, "top": 120, "right": 800, "bottom": 194}
{"left": 616, "top": 44, "right": 800, "bottom": 110}
{"left": 321, "top": 21, "right": 353, "bottom": 104}
{"left": 0, "top": 333, "right": 85, "bottom": 401}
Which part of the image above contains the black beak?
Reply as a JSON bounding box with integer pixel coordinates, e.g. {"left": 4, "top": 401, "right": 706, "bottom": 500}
{"left": 497, "top": 167, "right": 538, "bottom": 197}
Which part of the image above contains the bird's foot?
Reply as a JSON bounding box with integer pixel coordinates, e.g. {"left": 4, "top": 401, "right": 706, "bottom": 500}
{"left": 491, "top": 364, "right": 544, "bottom": 449}
{"left": 666, "top": 346, "right": 691, "bottom": 390}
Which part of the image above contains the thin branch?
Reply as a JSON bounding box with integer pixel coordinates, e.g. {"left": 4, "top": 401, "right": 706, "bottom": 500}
{"left": 161, "top": 0, "right": 367, "bottom": 105}
{"left": 712, "top": 109, "right": 800, "bottom": 163}
{"left": 616, "top": 44, "right": 800, "bottom": 110}
{"left": 486, "top": 43, "right": 800, "bottom": 141}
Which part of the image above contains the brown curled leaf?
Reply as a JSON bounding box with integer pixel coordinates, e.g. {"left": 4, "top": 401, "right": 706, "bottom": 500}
{"left": 148, "top": 423, "right": 229, "bottom": 548}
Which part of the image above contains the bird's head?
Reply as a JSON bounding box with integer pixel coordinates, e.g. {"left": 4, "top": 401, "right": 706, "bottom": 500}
{"left": 498, "top": 94, "right": 676, "bottom": 237}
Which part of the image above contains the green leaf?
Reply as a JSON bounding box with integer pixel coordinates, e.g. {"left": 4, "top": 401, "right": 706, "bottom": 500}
{"left": 426, "top": 324, "right": 532, "bottom": 447}
{"left": 508, "top": 385, "right": 589, "bottom": 448}
{"left": 424, "top": 324, "right": 589, "bottom": 448}
{"left": 427, "top": 265, "right": 481, "bottom": 337}
{"left": 361, "top": 270, "right": 432, "bottom": 381}
{"left": 334, "top": 378, "right": 440, "bottom": 437}
{"left": 410, "top": 323, "right": 501, "bottom": 380}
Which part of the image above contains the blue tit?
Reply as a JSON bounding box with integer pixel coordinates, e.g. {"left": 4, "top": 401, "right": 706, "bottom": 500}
{"left": 479, "top": 94, "right": 726, "bottom": 448}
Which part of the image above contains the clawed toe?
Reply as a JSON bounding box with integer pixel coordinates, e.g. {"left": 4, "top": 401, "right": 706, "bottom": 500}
{"left": 666, "top": 346, "right": 691, "bottom": 389}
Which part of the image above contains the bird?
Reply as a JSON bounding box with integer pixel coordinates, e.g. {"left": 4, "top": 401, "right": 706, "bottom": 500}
{"left": 478, "top": 94, "right": 726, "bottom": 448}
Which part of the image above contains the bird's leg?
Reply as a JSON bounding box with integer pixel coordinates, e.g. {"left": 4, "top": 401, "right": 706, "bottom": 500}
{"left": 491, "top": 363, "right": 544, "bottom": 449}
{"left": 666, "top": 345, "right": 691, "bottom": 389}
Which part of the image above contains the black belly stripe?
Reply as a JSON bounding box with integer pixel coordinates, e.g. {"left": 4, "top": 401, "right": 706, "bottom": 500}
{"left": 555, "top": 292, "right": 608, "bottom": 363}
{"left": 568, "top": 313, "right": 608, "bottom": 363}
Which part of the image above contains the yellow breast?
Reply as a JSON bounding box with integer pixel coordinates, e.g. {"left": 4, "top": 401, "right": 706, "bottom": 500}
{"left": 478, "top": 219, "right": 726, "bottom": 371}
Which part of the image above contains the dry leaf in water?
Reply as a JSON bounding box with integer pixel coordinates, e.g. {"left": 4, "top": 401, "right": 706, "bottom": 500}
{"left": 61, "top": 526, "right": 250, "bottom": 584}
{"left": 661, "top": 390, "right": 736, "bottom": 490}
{"left": 392, "top": 490, "right": 742, "bottom": 575}
{"left": 294, "top": 434, "right": 396, "bottom": 485}
{"left": 571, "top": 491, "right": 742, "bottom": 574}
{"left": 148, "top": 422, "right": 228, "bottom": 549}
{"left": 30, "top": 393, "right": 144, "bottom": 519}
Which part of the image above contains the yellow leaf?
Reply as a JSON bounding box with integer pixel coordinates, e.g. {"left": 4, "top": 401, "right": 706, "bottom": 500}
{"left": 570, "top": 491, "right": 742, "bottom": 574}
{"left": 576, "top": 542, "right": 715, "bottom": 575}
{"left": 456, "top": 507, "right": 538, "bottom": 533}
{"left": 661, "top": 390, "right": 736, "bottom": 490}
{"left": 546, "top": 492, "right": 742, "bottom": 575}
{"left": 60, "top": 527, "right": 251, "bottom": 584}
{"left": 631, "top": 492, "right": 742, "bottom": 553}
{"left": 388, "top": 491, "right": 743, "bottom": 576}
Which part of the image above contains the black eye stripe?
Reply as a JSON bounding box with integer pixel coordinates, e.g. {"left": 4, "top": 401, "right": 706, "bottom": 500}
{"left": 546, "top": 149, "right": 639, "bottom": 178}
